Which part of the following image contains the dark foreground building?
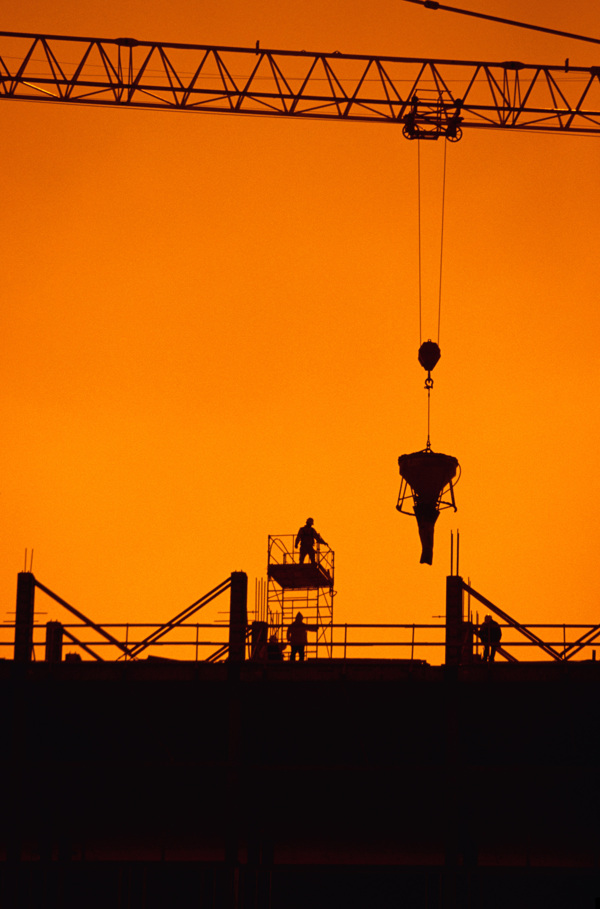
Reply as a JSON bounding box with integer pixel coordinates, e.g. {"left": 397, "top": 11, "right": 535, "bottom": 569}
{"left": 2, "top": 655, "right": 600, "bottom": 909}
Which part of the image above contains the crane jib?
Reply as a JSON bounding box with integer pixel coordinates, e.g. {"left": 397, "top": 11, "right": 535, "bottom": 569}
{"left": 0, "top": 32, "right": 600, "bottom": 137}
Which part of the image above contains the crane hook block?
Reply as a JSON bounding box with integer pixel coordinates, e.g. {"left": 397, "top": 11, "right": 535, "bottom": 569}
{"left": 418, "top": 340, "right": 441, "bottom": 374}
{"left": 396, "top": 448, "right": 459, "bottom": 565}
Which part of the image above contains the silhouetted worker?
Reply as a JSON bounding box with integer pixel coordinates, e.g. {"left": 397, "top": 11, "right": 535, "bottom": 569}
{"left": 295, "top": 517, "right": 327, "bottom": 565}
{"left": 287, "top": 612, "right": 319, "bottom": 661}
{"left": 266, "top": 634, "right": 286, "bottom": 662}
{"left": 477, "top": 615, "right": 502, "bottom": 662}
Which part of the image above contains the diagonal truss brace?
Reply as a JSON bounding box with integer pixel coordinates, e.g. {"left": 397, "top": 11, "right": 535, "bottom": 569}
{"left": 125, "top": 577, "right": 232, "bottom": 660}
{"left": 60, "top": 625, "right": 104, "bottom": 662}
{"left": 34, "top": 578, "right": 132, "bottom": 658}
{"left": 561, "top": 623, "right": 600, "bottom": 661}
{"left": 463, "top": 582, "right": 563, "bottom": 662}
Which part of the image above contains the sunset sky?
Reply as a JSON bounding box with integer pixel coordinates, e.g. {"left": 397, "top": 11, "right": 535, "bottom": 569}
{"left": 1, "top": 0, "right": 599, "bottom": 662}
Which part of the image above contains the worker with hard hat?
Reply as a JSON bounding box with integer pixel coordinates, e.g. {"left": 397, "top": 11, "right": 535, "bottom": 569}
{"left": 287, "top": 612, "right": 320, "bottom": 661}
{"left": 477, "top": 614, "right": 502, "bottom": 662}
{"left": 295, "top": 517, "right": 328, "bottom": 565}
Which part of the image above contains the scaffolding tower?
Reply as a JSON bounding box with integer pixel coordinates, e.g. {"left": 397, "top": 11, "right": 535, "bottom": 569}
{"left": 266, "top": 535, "right": 335, "bottom": 658}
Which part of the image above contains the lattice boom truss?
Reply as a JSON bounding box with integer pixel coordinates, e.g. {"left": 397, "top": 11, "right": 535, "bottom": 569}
{"left": 2, "top": 31, "right": 600, "bottom": 135}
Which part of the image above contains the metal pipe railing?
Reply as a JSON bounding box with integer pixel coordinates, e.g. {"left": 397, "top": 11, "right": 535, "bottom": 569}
{"left": 1, "top": 621, "right": 600, "bottom": 662}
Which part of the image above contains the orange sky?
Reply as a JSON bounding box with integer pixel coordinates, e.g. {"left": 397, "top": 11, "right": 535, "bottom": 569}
{"left": 1, "top": 0, "right": 599, "bottom": 662}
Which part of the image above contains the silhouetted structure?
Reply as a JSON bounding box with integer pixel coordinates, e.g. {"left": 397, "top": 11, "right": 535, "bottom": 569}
{"left": 44, "top": 620, "right": 63, "bottom": 662}
{"left": 267, "top": 534, "right": 334, "bottom": 658}
{"left": 4, "top": 32, "right": 600, "bottom": 140}
{"left": 14, "top": 571, "right": 35, "bottom": 662}
{"left": 3, "top": 656, "right": 600, "bottom": 908}
{"left": 3, "top": 570, "right": 600, "bottom": 908}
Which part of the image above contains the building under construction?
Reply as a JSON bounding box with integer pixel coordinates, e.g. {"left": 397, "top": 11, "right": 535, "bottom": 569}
{"left": 2, "top": 558, "right": 600, "bottom": 909}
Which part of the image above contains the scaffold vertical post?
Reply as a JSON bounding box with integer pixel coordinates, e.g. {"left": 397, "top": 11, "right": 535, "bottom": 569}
{"left": 14, "top": 572, "right": 35, "bottom": 663}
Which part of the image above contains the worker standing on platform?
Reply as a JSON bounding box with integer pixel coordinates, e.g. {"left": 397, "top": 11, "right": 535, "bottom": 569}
{"left": 287, "top": 612, "right": 319, "bottom": 661}
{"left": 477, "top": 615, "right": 502, "bottom": 662}
{"left": 295, "top": 517, "right": 327, "bottom": 565}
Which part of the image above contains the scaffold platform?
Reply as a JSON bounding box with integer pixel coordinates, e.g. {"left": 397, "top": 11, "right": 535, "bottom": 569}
{"left": 267, "top": 562, "right": 332, "bottom": 590}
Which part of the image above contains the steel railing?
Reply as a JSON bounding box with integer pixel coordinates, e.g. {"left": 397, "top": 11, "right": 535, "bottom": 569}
{"left": 2, "top": 622, "right": 600, "bottom": 663}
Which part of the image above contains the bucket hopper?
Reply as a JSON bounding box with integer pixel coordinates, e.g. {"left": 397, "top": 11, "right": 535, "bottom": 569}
{"left": 397, "top": 448, "right": 460, "bottom": 565}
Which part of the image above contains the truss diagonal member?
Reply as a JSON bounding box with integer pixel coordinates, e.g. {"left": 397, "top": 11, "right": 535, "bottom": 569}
{"left": 126, "top": 577, "right": 232, "bottom": 659}
{"left": 481, "top": 65, "right": 514, "bottom": 126}
{"left": 126, "top": 45, "right": 167, "bottom": 104}
{"left": 463, "top": 583, "right": 563, "bottom": 661}
{"left": 205, "top": 625, "right": 252, "bottom": 663}
{"left": 321, "top": 57, "right": 349, "bottom": 118}
{"left": 34, "top": 579, "right": 132, "bottom": 657}
{"left": 179, "top": 48, "right": 212, "bottom": 107}
{"left": 288, "top": 53, "right": 322, "bottom": 115}
{"left": 428, "top": 62, "right": 455, "bottom": 106}
{"left": 495, "top": 644, "right": 518, "bottom": 663}
{"left": 561, "top": 624, "right": 600, "bottom": 661}
{"left": 157, "top": 48, "right": 188, "bottom": 106}
{"left": 213, "top": 51, "right": 242, "bottom": 110}
{"left": 38, "top": 38, "right": 70, "bottom": 97}
{"left": 404, "top": 60, "right": 430, "bottom": 106}
{"left": 540, "top": 70, "right": 572, "bottom": 128}
{"left": 60, "top": 626, "right": 104, "bottom": 662}
{"left": 5, "top": 36, "right": 42, "bottom": 97}
{"left": 95, "top": 41, "right": 129, "bottom": 101}
{"left": 205, "top": 643, "right": 229, "bottom": 663}
{"left": 64, "top": 40, "right": 102, "bottom": 100}
{"left": 570, "top": 70, "right": 600, "bottom": 128}
{"left": 372, "top": 59, "right": 406, "bottom": 120}
{"left": 512, "top": 68, "right": 561, "bottom": 130}
{"left": 234, "top": 50, "right": 265, "bottom": 110}
{"left": 267, "top": 54, "right": 297, "bottom": 112}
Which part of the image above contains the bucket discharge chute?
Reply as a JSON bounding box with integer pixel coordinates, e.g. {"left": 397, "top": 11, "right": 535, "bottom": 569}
{"left": 397, "top": 449, "right": 459, "bottom": 565}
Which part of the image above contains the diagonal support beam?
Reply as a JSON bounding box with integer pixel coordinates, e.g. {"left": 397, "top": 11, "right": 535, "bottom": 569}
{"left": 495, "top": 644, "right": 518, "bottom": 663}
{"left": 463, "top": 582, "right": 563, "bottom": 661}
{"left": 206, "top": 624, "right": 253, "bottom": 663}
{"left": 60, "top": 626, "right": 104, "bottom": 662}
{"left": 126, "top": 577, "right": 232, "bottom": 660}
{"left": 34, "top": 579, "right": 132, "bottom": 658}
{"left": 561, "top": 623, "right": 600, "bottom": 661}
